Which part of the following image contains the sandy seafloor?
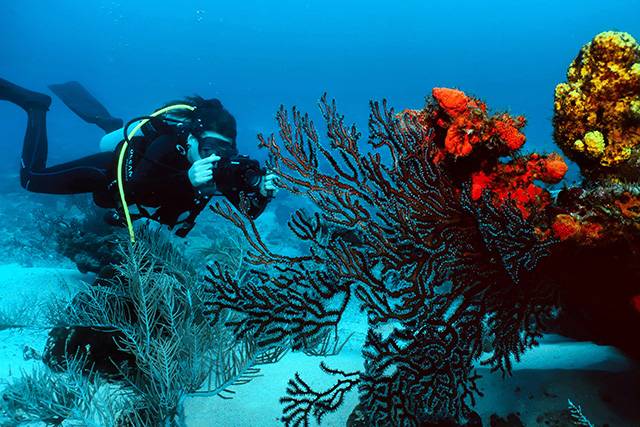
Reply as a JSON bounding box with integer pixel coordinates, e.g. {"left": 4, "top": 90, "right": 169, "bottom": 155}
{"left": 0, "top": 265, "right": 638, "bottom": 427}
{"left": 0, "top": 190, "right": 638, "bottom": 426}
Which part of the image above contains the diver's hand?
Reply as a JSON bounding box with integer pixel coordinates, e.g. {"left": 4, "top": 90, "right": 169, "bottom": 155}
{"left": 188, "top": 154, "right": 220, "bottom": 187}
{"left": 259, "top": 172, "right": 279, "bottom": 198}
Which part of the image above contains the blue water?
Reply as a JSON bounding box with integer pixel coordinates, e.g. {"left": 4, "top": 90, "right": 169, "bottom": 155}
{"left": 1, "top": 0, "right": 638, "bottom": 179}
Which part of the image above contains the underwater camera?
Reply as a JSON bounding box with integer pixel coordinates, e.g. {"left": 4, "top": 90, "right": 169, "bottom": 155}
{"left": 212, "top": 155, "right": 266, "bottom": 194}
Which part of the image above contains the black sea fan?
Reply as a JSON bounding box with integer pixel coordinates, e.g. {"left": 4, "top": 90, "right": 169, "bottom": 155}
{"left": 205, "top": 93, "right": 558, "bottom": 426}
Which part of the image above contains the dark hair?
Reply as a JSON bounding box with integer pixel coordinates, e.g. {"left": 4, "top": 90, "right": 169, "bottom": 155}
{"left": 162, "top": 95, "right": 237, "bottom": 143}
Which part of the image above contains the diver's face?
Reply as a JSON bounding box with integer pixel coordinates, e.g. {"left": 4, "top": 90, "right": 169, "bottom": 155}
{"left": 196, "top": 131, "right": 221, "bottom": 158}
{"left": 186, "top": 131, "right": 224, "bottom": 163}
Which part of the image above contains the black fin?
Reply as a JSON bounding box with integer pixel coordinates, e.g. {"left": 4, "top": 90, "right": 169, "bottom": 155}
{"left": 49, "top": 81, "right": 123, "bottom": 133}
{"left": 0, "top": 77, "right": 51, "bottom": 110}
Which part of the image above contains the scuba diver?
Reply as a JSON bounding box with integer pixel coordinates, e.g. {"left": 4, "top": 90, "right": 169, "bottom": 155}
{"left": 0, "top": 77, "right": 278, "bottom": 238}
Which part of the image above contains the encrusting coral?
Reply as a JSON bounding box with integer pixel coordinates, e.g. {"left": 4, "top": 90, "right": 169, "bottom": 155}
{"left": 406, "top": 87, "right": 568, "bottom": 221}
{"left": 544, "top": 34, "right": 640, "bottom": 252}
{"left": 554, "top": 31, "right": 640, "bottom": 180}
{"left": 406, "top": 87, "right": 527, "bottom": 162}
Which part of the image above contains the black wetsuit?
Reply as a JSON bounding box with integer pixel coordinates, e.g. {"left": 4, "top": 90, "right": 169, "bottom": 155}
{"left": 19, "top": 108, "right": 270, "bottom": 237}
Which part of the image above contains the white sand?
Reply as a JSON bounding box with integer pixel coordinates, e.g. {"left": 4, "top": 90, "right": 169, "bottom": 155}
{"left": 0, "top": 264, "right": 90, "bottom": 426}
{"left": 1, "top": 264, "right": 639, "bottom": 426}
{"left": 475, "top": 338, "right": 640, "bottom": 426}
{"left": 186, "top": 341, "right": 640, "bottom": 426}
{"left": 184, "top": 351, "right": 364, "bottom": 427}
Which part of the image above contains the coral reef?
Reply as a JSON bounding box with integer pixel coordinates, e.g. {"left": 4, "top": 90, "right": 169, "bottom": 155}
{"left": 553, "top": 31, "right": 640, "bottom": 180}
{"left": 206, "top": 29, "right": 640, "bottom": 421}
{"left": 544, "top": 32, "right": 640, "bottom": 355}
{"left": 204, "top": 90, "right": 562, "bottom": 426}
{"left": 0, "top": 28, "right": 615, "bottom": 426}
{"left": 0, "top": 299, "right": 133, "bottom": 423}
{"left": 3, "top": 28, "right": 636, "bottom": 427}
{"left": 550, "top": 30, "right": 640, "bottom": 247}
{"left": 470, "top": 153, "right": 566, "bottom": 219}
{"left": 0, "top": 358, "right": 132, "bottom": 426}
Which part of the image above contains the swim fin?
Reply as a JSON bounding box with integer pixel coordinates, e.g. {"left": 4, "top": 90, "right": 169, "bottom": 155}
{"left": 0, "top": 77, "right": 51, "bottom": 110}
{"left": 48, "top": 81, "right": 123, "bottom": 133}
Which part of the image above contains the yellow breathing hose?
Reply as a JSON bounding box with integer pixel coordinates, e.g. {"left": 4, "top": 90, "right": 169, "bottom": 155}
{"left": 116, "top": 104, "right": 196, "bottom": 244}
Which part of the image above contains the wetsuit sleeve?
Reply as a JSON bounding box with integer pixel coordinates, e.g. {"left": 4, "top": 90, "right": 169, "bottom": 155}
{"left": 125, "top": 135, "right": 195, "bottom": 204}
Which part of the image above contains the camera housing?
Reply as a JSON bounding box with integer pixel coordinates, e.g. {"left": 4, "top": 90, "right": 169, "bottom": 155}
{"left": 213, "top": 155, "right": 264, "bottom": 193}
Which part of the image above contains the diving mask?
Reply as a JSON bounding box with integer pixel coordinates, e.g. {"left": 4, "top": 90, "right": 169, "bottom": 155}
{"left": 195, "top": 131, "right": 238, "bottom": 158}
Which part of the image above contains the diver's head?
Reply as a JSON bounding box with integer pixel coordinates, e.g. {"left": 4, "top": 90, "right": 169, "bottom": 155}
{"left": 164, "top": 95, "right": 238, "bottom": 161}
